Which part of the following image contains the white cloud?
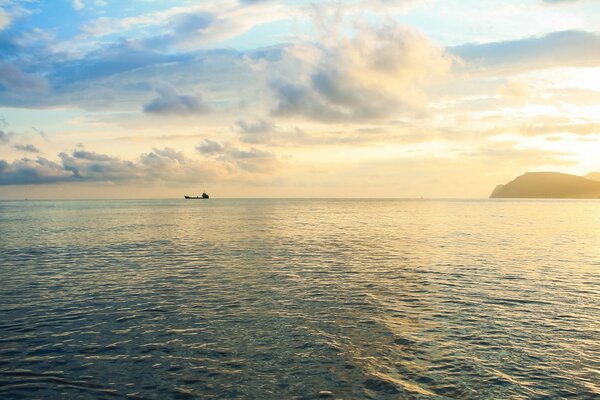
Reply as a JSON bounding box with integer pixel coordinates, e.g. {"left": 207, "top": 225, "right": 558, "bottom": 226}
{"left": 542, "top": 0, "right": 582, "bottom": 4}
{"left": 82, "top": 0, "right": 291, "bottom": 49}
{"left": 196, "top": 139, "right": 279, "bottom": 173}
{"left": 452, "top": 30, "right": 600, "bottom": 73}
{"left": 271, "top": 22, "right": 456, "bottom": 122}
{"left": 0, "top": 8, "right": 10, "bottom": 31}
{"left": 73, "top": 0, "right": 85, "bottom": 11}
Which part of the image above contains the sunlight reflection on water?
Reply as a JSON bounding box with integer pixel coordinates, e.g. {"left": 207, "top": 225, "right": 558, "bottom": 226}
{"left": 0, "top": 199, "right": 599, "bottom": 398}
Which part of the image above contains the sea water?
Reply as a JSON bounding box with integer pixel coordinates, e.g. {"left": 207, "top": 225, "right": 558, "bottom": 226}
{"left": 0, "top": 199, "right": 599, "bottom": 398}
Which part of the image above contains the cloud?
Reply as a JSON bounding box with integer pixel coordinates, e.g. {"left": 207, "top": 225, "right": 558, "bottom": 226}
{"left": 0, "top": 62, "right": 49, "bottom": 93}
{"left": 164, "top": 6, "right": 283, "bottom": 49}
{"left": 70, "top": 150, "right": 113, "bottom": 161}
{"left": 236, "top": 119, "right": 276, "bottom": 144}
{"left": 196, "top": 139, "right": 225, "bottom": 155}
{"left": 230, "top": 148, "right": 278, "bottom": 173}
{"left": 452, "top": 30, "right": 600, "bottom": 72}
{"left": 234, "top": 119, "right": 307, "bottom": 145}
{"left": 271, "top": 23, "right": 455, "bottom": 122}
{"left": 136, "top": 148, "right": 218, "bottom": 182}
{"left": 196, "top": 139, "right": 278, "bottom": 172}
{"left": 0, "top": 8, "right": 10, "bottom": 31}
{"left": 0, "top": 41, "right": 258, "bottom": 110}
{"left": 73, "top": 0, "right": 85, "bottom": 11}
{"left": 170, "top": 12, "right": 215, "bottom": 35}
{"left": 542, "top": 0, "right": 581, "bottom": 4}
{"left": 239, "top": 0, "right": 276, "bottom": 4}
{"left": 48, "top": 40, "right": 191, "bottom": 86}
{"left": 519, "top": 122, "right": 600, "bottom": 137}
{"left": 0, "top": 143, "right": 282, "bottom": 186}
{"left": 236, "top": 119, "right": 275, "bottom": 134}
{"left": 0, "top": 157, "right": 73, "bottom": 185}
{"left": 143, "top": 12, "right": 217, "bottom": 48}
{"left": 465, "top": 141, "right": 575, "bottom": 167}
{"left": 57, "top": 150, "right": 135, "bottom": 182}
{"left": 32, "top": 127, "right": 47, "bottom": 139}
{"left": 230, "top": 147, "right": 272, "bottom": 159}
{"left": 83, "top": 1, "right": 290, "bottom": 49}
{"left": 0, "top": 130, "right": 12, "bottom": 144}
{"left": 14, "top": 144, "right": 40, "bottom": 153}
{"left": 0, "top": 3, "right": 284, "bottom": 110}
{"left": 143, "top": 87, "right": 210, "bottom": 116}
{"left": 497, "top": 81, "right": 532, "bottom": 100}
{"left": 0, "top": 148, "right": 214, "bottom": 185}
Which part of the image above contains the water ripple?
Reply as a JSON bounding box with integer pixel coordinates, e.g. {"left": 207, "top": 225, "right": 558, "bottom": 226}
{"left": 0, "top": 199, "right": 599, "bottom": 398}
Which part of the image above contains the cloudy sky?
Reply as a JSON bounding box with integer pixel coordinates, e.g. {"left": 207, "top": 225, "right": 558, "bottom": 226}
{"left": 0, "top": 0, "right": 598, "bottom": 199}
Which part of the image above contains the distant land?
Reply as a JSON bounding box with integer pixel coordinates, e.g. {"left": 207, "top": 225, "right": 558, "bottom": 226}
{"left": 490, "top": 172, "right": 600, "bottom": 198}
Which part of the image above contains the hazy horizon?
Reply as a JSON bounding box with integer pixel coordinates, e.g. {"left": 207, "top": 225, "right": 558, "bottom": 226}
{"left": 4, "top": 171, "right": 600, "bottom": 201}
{"left": 1, "top": 0, "right": 599, "bottom": 197}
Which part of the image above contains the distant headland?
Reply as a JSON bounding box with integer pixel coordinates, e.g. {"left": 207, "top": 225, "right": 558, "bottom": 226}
{"left": 490, "top": 172, "right": 600, "bottom": 198}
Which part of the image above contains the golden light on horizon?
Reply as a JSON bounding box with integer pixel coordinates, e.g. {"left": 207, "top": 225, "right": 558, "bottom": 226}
{"left": 0, "top": 0, "right": 598, "bottom": 199}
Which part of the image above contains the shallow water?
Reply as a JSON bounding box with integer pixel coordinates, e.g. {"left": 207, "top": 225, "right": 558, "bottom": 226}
{"left": 0, "top": 199, "right": 599, "bottom": 399}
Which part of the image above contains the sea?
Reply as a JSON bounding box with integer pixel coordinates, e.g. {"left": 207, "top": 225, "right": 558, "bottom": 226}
{"left": 0, "top": 199, "right": 598, "bottom": 399}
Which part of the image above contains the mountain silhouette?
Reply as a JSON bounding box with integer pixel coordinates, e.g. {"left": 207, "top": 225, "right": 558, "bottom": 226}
{"left": 585, "top": 172, "right": 600, "bottom": 182}
{"left": 490, "top": 172, "right": 600, "bottom": 198}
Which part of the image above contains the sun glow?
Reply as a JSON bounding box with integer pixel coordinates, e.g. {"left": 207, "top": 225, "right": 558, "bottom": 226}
{"left": 0, "top": 0, "right": 598, "bottom": 199}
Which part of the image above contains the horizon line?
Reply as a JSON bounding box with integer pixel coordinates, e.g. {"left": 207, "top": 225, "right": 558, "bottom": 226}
{"left": 3, "top": 197, "right": 599, "bottom": 202}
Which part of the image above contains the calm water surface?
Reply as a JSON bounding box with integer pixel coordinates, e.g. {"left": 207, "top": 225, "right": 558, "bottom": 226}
{"left": 0, "top": 199, "right": 599, "bottom": 399}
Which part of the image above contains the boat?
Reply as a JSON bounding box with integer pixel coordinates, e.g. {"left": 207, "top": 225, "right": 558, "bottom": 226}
{"left": 184, "top": 192, "right": 209, "bottom": 199}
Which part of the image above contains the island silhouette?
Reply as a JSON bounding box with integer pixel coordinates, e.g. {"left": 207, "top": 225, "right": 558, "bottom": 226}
{"left": 490, "top": 172, "right": 600, "bottom": 198}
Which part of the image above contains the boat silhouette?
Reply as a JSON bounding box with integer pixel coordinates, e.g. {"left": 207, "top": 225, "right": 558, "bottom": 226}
{"left": 184, "top": 192, "right": 209, "bottom": 199}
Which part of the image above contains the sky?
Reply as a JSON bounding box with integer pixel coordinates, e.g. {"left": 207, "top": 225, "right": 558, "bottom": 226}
{"left": 0, "top": 0, "right": 599, "bottom": 199}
